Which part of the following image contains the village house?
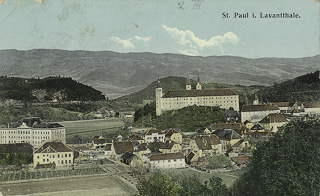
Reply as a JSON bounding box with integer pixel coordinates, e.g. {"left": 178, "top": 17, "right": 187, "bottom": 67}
{"left": 159, "top": 141, "right": 183, "bottom": 154}
{"left": 111, "top": 141, "right": 134, "bottom": 160}
{"left": 105, "top": 144, "right": 112, "bottom": 157}
{"left": 211, "top": 122, "right": 249, "bottom": 134}
{"left": 33, "top": 141, "right": 74, "bottom": 168}
{"left": 185, "top": 151, "right": 208, "bottom": 166}
{"left": 129, "top": 134, "right": 144, "bottom": 144}
{"left": 197, "top": 127, "right": 212, "bottom": 135}
{"left": 121, "top": 151, "right": 143, "bottom": 167}
{"left": 156, "top": 77, "right": 240, "bottom": 116}
{"left": 241, "top": 104, "right": 280, "bottom": 123}
{"left": 304, "top": 101, "right": 320, "bottom": 114}
{"left": 143, "top": 129, "right": 165, "bottom": 143}
{"left": 92, "top": 136, "right": 112, "bottom": 150}
{"left": 165, "top": 129, "right": 183, "bottom": 144}
{"left": 190, "top": 135, "right": 222, "bottom": 157}
{"left": 212, "top": 129, "right": 243, "bottom": 152}
{"left": 230, "top": 138, "right": 250, "bottom": 154}
{"left": 148, "top": 153, "right": 185, "bottom": 171}
{"left": 0, "top": 117, "right": 66, "bottom": 148}
{"left": 259, "top": 113, "right": 289, "bottom": 132}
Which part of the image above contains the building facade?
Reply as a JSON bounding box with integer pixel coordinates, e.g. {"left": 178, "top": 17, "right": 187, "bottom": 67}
{"left": 33, "top": 141, "right": 74, "bottom": 168}
{"left": 156, "top": 77, "right": 240, "bottom": 116}
{"left": 0, "top": 118, "right": 66, "bottom": 148}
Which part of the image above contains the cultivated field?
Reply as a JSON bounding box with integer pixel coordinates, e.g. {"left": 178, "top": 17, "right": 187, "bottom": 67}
{"left": 164, "top": 167, "right": 245, "bottom": 187}
{"left": 0, "top": 175, "right": 135, "bottom": 196}
{"left": 58, "top": 118, "right": 125, "bottom": 141}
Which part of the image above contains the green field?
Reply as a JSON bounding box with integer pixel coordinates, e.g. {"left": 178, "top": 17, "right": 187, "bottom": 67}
{"left": 59, "top": 118, "right": 125, "bottom": 142}
{"left": 164, "top": 168, "right": 245, "bottom": 187}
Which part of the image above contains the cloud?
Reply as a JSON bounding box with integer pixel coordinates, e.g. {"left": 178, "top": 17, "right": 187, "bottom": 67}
{"left": 109, "top": 36, "right": 151, "bottom": 49}
{"left": 162, "top": 25, "right": 239, "bottom": 55}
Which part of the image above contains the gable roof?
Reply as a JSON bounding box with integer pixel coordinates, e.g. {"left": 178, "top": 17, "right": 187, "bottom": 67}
{"left": 212, "top": 129, "right": 242, "bottom": 140}
{"left": 149, "top": 153, "right": 184, "bottom": 161}
{"left": 194, "top": 135, "right": 221, "bottom": 150}
{"left": 241, "top": 104, "right": 280, "bottom": 112}
{"left": 165, "top": 129, "right": 180, "bottom": 137}
{"left": 121, "top": 151, "right": 136, "bottom": 161}
{"left": 231, "top": 155, "right": 250, "bottom": 164}
{"left": 137, "top": 143, "right": 149, "bottom": 151}
{"left": 185, "top": 151, "right": 196, "bottom": 161}
{"left": 129, "top": 134, "right": 144, "bottom": 141}
{"left": 92, "top": 136, "right": 107, "bottom": 144}
{"left": 159, "top": 141, "right": 178, "bottom": 149}
{"left": 211, "top": 122, "right": 247, "bottom": 133}
{"left": 251, "top": 124, "right": 264, "bottom": 130}
{"left": 34, "top": 142, "right": 74, "bottom": 153}
{"left": 259, "top": 113, "right": 288, "bottom": 123}
{"left": 232, "top": 138, "right": 248, "bottom": 148}
{"left": 162, "top": 88, "right": 237, "bottom": 98}
{"left": 113, "top": 141, "right": 134, "bottom": 154}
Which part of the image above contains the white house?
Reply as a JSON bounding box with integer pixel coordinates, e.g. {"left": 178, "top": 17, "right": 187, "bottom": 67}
{"left": 143, "top": 129, "right": 165, "bottom": 143}
{"left": 148, "top": 153, "right": 185, "bottom": 171}
{"left": 156, "top": 77, "right": 240, "bottom": 116}
{"left": 0, "top": 117, "right": 66, "bottom": 148}
{"left": 190, "top": 134, "right": 222, "bottom": 157}
{"left": 241, "top": 104, "right": 280, "bottom": 123}
{"left": 33, "top": 141, "right": 74, "bottom": 168}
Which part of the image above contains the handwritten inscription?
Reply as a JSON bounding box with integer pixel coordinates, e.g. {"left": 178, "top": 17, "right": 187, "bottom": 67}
{"left": 178, "top": 0, "right": 202, "bottom": 10}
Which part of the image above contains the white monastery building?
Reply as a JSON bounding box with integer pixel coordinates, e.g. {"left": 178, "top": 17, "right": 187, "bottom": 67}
{"left": 156, "top": 77, "right": 240, "bottom": 116}
{"left": 0, "top": 117, "right": 66, "bottom": 148}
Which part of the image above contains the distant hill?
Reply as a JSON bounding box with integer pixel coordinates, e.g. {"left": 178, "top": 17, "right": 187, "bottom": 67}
{"left": 257, "top": 70, "right": 320, "bottom": 102}
{"left": 0, "top": 49, "right": 319, "bottom": 98}
{"left": 0, "top": 76, "right": 105, "bottom": 102}
{"left": 116, "top": 76, "right": 263, "bottom": 107}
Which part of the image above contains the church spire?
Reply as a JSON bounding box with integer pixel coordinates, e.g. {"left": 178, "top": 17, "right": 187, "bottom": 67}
{"left": 186, "top": 75, "right": 191, "bottom": 90}
{"left": 196, "top": 74, "right": 202, "bottom": 90}
{"left": 156, "top": 76, "right": 161, "bottom": 88}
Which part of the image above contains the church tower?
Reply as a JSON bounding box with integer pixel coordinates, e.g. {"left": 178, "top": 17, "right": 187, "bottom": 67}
{"left": 156, "top": 78, "right": 163, "bottom": 116}
{"left": 196, "top": 75, "right": 202, "bottom": 90}
{"left": 186, "top": 76, "right": 191, "bottom": 90}
{"left": 253, "top": 94, "right": 259, "bottom": 105}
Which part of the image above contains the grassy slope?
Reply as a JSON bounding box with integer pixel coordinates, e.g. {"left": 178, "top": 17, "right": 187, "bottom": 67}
{"left": 133, "top": 105, "right": 226, "bottom": 132}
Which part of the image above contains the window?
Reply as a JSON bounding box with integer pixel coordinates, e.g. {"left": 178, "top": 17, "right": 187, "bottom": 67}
{"left": 69, "top": 160, "right": 71, "bottom": 163}
{"left": 37, "top": 156, "right": 39, "bottom": 159}
{"left": 58, "top": 154, "right": 60, "bottom": 158}
{"left": 69, "top": 154, "right": 71, "bottom": 157}
{"left": 43, "top": 159, "right": 45, "bottom": 162}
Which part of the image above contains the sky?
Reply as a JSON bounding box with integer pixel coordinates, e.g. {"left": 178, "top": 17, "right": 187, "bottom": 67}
{"left": 0, "top": 0, "right": 319, "bottom": 58}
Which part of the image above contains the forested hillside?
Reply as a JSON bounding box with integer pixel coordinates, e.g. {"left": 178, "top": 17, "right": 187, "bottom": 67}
{"left": 0, "top": 76, "right": 105, "bottom": 102}
{"left": 258, "top": 70, "right": 320, "bottom": 102}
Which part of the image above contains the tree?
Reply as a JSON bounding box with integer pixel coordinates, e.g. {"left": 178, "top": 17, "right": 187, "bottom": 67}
{"left": 233, "top": 119, "right": 320, "bottom": 196}
{"left": 136, "top": 173, "right": 183, "bottom": 196}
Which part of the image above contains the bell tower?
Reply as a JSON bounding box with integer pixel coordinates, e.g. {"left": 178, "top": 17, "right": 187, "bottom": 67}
{"left": 186, "top": 76, "right": 191, "bottom": 90}
{"left": 196, "top": 75, "right": 202, "bottom": 90}
{"left": 156, "top": 78, "right": 163, "bottom": 116}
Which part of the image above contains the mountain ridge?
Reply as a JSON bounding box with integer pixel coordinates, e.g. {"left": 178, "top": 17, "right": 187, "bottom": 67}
{"left": 0, "top": 49, "right": 319, "bottom": 98}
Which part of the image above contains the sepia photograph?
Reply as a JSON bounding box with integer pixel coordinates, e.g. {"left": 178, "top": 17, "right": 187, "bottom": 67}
{"left": 0, "top": 0, "right": 319, "bottom": 195}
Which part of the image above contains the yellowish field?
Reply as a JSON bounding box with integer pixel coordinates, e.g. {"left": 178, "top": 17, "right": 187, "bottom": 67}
{"left": 58, "top": 118, "right": 125, "bottom": 141}
{"left": 0, "top": 175, "right": 136, "bottom": 196}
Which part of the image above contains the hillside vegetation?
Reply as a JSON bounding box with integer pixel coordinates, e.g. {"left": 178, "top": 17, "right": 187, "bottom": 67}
{"left": 0, "top": 76, "right": 105, "bottom": 102}
{"left": 258, "top": 70, "right": 320, "bottom": 102}
{"left": 133, "top": 104, "right": 226, "bottom": 132}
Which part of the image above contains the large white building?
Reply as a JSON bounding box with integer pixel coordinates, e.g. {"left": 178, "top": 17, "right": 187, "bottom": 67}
{"left": 156, "top": 77, "right": 240, "bottom": 116}
{"left": 0, "top": 117, "right": 66, "bottom": 148}
{"left": 241, "top": 104, "right": 280, "bottom": 123}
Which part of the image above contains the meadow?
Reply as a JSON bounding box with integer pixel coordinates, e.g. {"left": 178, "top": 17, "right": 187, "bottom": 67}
{"left": 58, "top": 118, "right": 125, "bottom": 142}
{"left": 164, "top": 167, "right": 245, "bottom": 187}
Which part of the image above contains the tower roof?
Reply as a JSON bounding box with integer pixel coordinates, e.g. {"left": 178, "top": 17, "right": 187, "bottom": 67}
{"left": 156, "top": 78, "right": 161, "bottom": 88}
